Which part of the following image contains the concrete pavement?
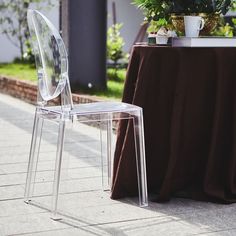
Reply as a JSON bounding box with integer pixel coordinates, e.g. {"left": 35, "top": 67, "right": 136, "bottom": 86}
{"left": 0, "top": 92, "right": 236, "bottom": 236}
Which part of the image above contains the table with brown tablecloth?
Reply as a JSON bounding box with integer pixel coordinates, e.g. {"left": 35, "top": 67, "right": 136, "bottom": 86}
{"left": 111, "top": 45, "right": 236, "bottom": 203}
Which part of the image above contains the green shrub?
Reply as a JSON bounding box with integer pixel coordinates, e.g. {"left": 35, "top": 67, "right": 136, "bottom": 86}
{"left": 107, "top": 23, "right": 128, "bottom": 80}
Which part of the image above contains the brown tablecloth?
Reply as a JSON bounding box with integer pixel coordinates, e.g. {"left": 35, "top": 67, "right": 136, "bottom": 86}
{"left": 111, "top": 45, "right": 236, "bottom": 203}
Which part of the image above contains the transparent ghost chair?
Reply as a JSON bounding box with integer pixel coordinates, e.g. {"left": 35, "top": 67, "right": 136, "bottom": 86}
{"left": 24, "top": 9, "right": 148, "bottom": 219}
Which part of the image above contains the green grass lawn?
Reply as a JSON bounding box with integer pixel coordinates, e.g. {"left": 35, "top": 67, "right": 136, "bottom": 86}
{"left": 0, "top": 63, "right": 37, "bottom": 82}
{"left": 0, "top": 63, "right": 126, "bottom": 99}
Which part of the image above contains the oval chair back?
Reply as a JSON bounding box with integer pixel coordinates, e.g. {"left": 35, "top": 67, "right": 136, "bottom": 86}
{"left": 27, "top": 9, "right": 73, "bottom": 110}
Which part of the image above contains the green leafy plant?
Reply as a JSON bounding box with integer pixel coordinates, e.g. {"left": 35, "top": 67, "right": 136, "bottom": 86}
{"left": 132, "top": 0, "right": 236, "bottom": 22}
{"left": 213, "top": 22, "right": 234, "bottom": 36}
{"left": 147, "top": 18, "right": 169, "bottom": 33}
{"left": 132, "top": 0, "right": 171, "bottom": 22}
{"left": 133, "top": 0, "right": 236, "bottom": 35}
{"left": 107, "top": 23, "right": 128, "bottom": 80}
{"left": 229, "top": 17, "right": 236, "bottom": 35}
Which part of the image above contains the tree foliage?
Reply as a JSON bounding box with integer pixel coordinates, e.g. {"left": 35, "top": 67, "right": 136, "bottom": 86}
{"left": 0, "top": 0, "right": 54, "bottom": 61}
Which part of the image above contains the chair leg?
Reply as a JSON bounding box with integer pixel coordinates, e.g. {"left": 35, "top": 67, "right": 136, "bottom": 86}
{"left": 100, "top": 114, "right": 113, "bottom": 191}
{"left": 51, "top": 120, "right": 66, "bottom": 220}
{"left": 24, "top": 112, "right": 44, "bottom": 203}
{"left": 107, "top": 114, "right": 113, "bottom": 189}
{"left": 100, "top": 122, "right": 105, "bottom": 190}
{"left": 132, "top": 110, "right": 148, "bottom": 207}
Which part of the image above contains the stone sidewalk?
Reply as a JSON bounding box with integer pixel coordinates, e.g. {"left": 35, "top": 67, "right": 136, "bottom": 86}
{"left": 0, "top": 92, "right": 236, "bottom": 236}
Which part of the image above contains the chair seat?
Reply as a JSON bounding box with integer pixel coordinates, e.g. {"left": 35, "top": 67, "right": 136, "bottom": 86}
{"left": 41, "top": 101, "right": 141, "bottom": 116}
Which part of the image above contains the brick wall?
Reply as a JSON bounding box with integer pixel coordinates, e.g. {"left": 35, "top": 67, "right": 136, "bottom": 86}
{"left": 0, "top": 76, "right": 103, "bottom": 105}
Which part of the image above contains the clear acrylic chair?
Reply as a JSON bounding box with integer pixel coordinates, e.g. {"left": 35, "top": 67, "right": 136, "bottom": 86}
{"left": 24, "top": 9, "right": 148, "bottom": 219}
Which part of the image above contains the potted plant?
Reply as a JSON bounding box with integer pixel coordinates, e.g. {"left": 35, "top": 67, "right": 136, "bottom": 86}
{"left": 132, "top": 0, "right": 235, "bottom": 34}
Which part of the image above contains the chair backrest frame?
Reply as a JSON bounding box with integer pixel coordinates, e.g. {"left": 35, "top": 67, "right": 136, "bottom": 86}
{"left": 27, "top": 9, "right": 73, "bottom": 111}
